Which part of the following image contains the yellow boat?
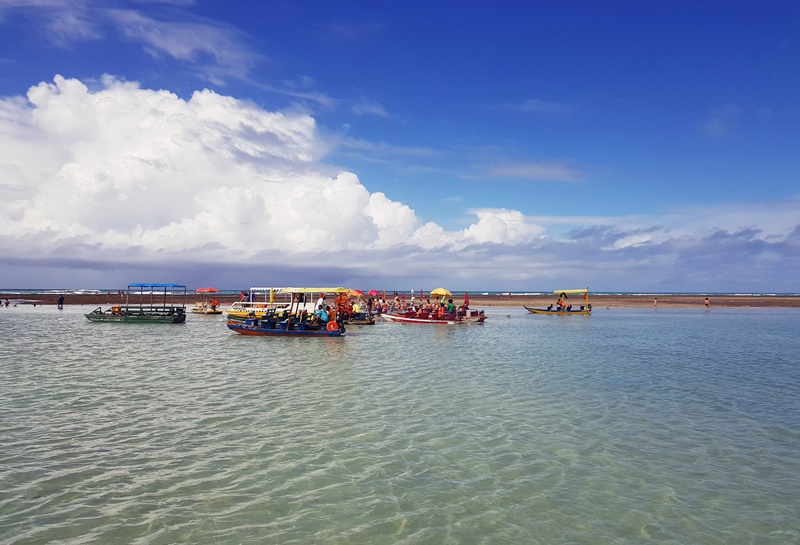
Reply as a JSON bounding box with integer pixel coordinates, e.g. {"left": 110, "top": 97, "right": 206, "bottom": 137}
{"left": 524, "top": 288, "right": 591, "bottom": 315}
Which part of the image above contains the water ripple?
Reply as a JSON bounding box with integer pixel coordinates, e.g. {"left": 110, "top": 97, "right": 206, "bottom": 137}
{"left": 1, "top": 307, "right": 799, "bottom": 543}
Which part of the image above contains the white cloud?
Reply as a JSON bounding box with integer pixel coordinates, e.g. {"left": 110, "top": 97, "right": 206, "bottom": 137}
{"left": 0, "top": 75, "right": 540, "bottom": 263}
{"left": 106, "top": 9, "right": 259, "bottom": 84}
{"left": 0, "top": 1, "right": 259, "bottom": 84}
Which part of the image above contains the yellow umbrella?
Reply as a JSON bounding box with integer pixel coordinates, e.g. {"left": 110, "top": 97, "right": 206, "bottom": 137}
{"left": 429, "top": 287, "right": 452, "bottom": 296}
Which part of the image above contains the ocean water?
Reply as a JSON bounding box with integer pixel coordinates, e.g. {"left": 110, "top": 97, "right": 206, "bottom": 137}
{"left": 1, "top": 305, "right": 799, "bottom": 544}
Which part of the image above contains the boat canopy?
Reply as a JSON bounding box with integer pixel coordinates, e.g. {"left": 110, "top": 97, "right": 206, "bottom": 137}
{"left": 280, "top": 287, "right": 350, "bottom": 294}
{"left": 553, "top": 288, "right": 588, "bottom": 295}
{"left": 248, "top": 287, "right": 288, "bottom": 293}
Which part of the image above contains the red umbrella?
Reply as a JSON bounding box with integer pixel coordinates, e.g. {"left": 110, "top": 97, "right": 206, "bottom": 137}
{"left": 368, "top": 289, "right": 380, "bottom": 296}
{"left": 464, "top": 292, "right": 470, "bottom": 307}
{"left": 196, "top": 287, "right": 218, "bottom": 293}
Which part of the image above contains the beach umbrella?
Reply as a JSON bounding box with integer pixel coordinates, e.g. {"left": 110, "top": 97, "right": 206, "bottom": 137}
{"left": 348, "top": 289, "right": 364, "bottom": 297}
{"left": 195, "top": 287, "right": 218, "bottom": 293}
{"left": 464, "top": 292, "right": 470, "bottom": 307}
{"left": 368, "top": 289, "right": 380, "bottom": 296}
{"left": 430, "top": 287, "right": 452, "bottom": 296}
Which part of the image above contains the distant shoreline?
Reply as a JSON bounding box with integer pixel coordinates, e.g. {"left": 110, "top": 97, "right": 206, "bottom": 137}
{"left": 2, "top": 292, "right": 799, "bottom": 309}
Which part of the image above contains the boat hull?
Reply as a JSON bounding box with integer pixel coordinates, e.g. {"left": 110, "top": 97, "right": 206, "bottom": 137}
{"left": 382, "top": 313, "right": 459, "bottom": 324}
{"left": 191, "top": 308, "right": 222, "bottom": 315}
{"left": 85, "top": 310, "right": 187, "bottom": 323}
{"left": 524, "top": 305, "right": 591, "bottom": 316}
{"left": 226, "top": 319, "right": 345, "bottom": 337}
{"left": 382, "top": 311, "right": 485, "bottom": 324}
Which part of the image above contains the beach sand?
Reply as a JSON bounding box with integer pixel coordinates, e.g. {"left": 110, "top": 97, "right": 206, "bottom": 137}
{"left": 2, "top": 292, "right": 799, "bottom": 309}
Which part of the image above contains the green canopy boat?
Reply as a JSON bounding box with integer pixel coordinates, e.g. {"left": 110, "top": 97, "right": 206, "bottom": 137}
{"left": 85, "top": 283, "right": 187, "bottom": 323}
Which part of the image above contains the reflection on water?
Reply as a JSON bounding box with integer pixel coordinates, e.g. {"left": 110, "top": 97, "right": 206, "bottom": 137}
{"left": 1, "top": 305, "right": 799, "bottom": 544}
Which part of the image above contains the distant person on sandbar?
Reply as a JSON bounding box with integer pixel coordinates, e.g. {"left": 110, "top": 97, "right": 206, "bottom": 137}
{"left": 58, "top": 294, "right": 64, "bottom": 310}
{"left": 654, "top": 297, "right": 657, "bottom": 308}
{"left": 704, "top": 297, "right": 710, "bottom": 309}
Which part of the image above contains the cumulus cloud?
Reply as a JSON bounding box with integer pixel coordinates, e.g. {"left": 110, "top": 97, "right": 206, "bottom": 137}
{"left": 0, "top": 76, "right": 547, "bottom": 284}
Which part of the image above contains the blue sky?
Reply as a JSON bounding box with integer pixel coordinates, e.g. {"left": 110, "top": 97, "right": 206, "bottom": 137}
{"left": 1, "top": 0, "right": 798, "bottom": 292}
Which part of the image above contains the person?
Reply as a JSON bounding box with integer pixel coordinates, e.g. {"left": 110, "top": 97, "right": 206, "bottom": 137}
{"left": 654, "top": 297, "right": 658, "bottom": 308}
{"left": 240, "top": 291, "right": 247, "bottom": 302}
{"left": 704, "top": 297, "right": 710, "bottom": 309}
{"left": 311, "top": 304, "right": 329, "bottom": 324}
{"left": 316, "top": 293, "right": 326, "bottom": 311}
{"left": 352, "top": 301, "right": 361, "bottom": 314}
{"left": 210, "top": 297, "right": 220, "bottom": 309}
{"left": 446, "top": 298, "right": 456, "bottom": 313}
{"left": 57, "top": 294, "right": 64, "bottom": 310}
{"left": 327, "top": 304, "right": 337, "bottom": 323}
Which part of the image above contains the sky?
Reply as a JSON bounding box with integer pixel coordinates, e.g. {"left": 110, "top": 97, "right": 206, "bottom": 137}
{"left": 1, "top": 0, "right": 798, "bottom": 293}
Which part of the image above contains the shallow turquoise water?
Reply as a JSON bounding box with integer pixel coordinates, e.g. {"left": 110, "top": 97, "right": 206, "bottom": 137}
{"left": 1, "top": 305, "right": 799, "bottom": 544}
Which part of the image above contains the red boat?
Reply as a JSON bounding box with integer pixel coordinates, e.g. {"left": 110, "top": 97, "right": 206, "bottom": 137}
{"left": 381, "top": 289, "right": 485, "bottom": 324}
{"left": 381, "top": 308, "right": 485, "bottom": 325}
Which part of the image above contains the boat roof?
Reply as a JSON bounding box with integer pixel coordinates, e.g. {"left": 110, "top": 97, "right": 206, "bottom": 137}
{"left": 553, "top": 288, "right": 589, "bottom": 294}
{"left": 247, "top": 287, "right": 288, "bottom": 293}
{"left": 280, "top": 287, "right": 350, "bottom": 294}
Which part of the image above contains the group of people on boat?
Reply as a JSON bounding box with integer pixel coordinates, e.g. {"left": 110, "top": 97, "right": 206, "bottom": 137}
{"left": 546, "top": 292, "right": 590, "bottom": 312}
{"left": 378, "top": 294, "right": 470, "bottom": 319}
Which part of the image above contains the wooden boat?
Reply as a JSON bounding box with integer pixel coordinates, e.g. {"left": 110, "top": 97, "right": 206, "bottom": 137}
{"left": 382, "top": 289, "right": 486, "bottom": 324}
{"left": 226, "top": 288, "right": 347, "bottom": 337}
{"left": 382, "top": 308, "right": 486, "bottom": 324}
{"left": 85, "top": 283, "right": 187, "bottom": 323}
{"left": 227, "top": 287, "right": 376, "bottom": 325}
{"left": 336, "top": 288, "right": 376, "bottom": 325}
{"left": 226, "top": 316, "right": 345, "bottom": 337}
{"left": 524, "top": 288, "right": 592, "bottom": 316}
{"left": 191, "top": 287, "right": 222, "bottom": 315}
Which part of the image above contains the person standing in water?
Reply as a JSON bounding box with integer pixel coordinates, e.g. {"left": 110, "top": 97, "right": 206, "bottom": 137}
{"left": 57, "top": 294, "right": 64, "bottom": 310}
{"left": 704, "top": 297, "right": 710, "bottom": 309}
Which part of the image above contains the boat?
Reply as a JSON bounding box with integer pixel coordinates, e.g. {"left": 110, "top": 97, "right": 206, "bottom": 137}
{"left": 85, "top": 283, "right": 187, "bottom": 323}
{"left": 191, "top": 287, "right": 223, "bottom": 315}
{"left": 226, "top": 287, "right": 346, "bottom": 337}
{"left": 381, "top": 289, "right": 486, "bottom": 324}
{"left": 524, "top": 288, "right": 592, "bottom": 315}
{"left": 226, "top": 286, "right": 375, "bottom": 325}
{"left": 337, "top": 288, "right": 376, "bottom": 325}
